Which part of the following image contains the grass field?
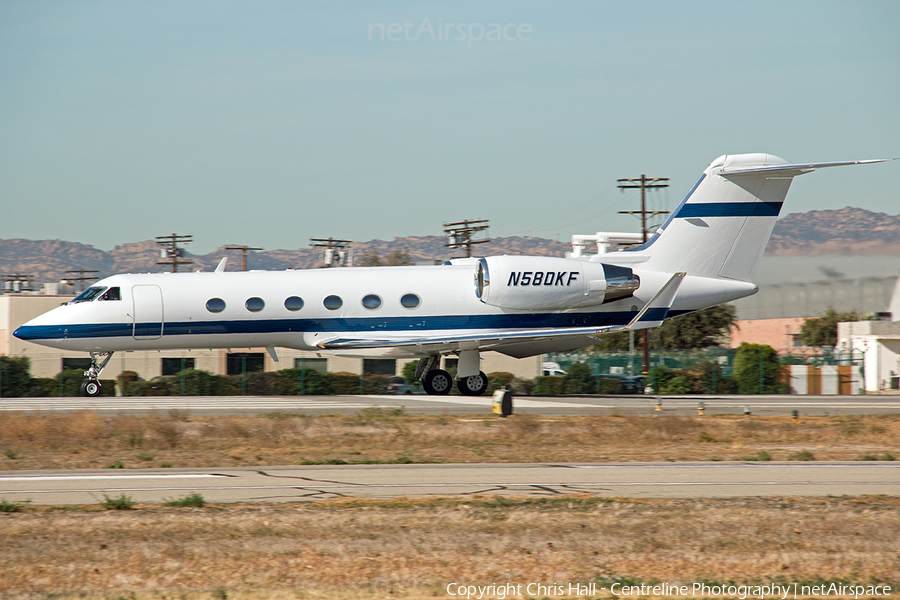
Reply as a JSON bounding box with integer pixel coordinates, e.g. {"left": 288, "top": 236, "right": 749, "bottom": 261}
{"left": 1, "top": 410, "right": 899, "bottom": 599}
{"left": 1, "top": 495, "right": 898, "bottom": 599}
{"left": 1, "top": 410, "right": 899, "bottom": 470}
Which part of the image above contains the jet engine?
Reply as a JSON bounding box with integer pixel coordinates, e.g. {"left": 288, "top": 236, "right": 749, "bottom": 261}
{"left": 474, "top": 256, "right": 639, "bottom": 310}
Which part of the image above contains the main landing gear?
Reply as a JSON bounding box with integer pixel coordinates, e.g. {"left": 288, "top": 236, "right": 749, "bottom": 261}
{"left": 81, "top": 351, "right": 114, "bottom": 397}
{"left": 416, "top": 351, "right": 488, "bottom": 396}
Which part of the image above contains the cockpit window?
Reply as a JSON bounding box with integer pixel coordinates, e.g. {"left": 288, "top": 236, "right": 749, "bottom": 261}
{"left": 98, "top": 287, "right": 121, "bottom": 301}
{"left": 71, "top": 286, "right": 107, "bottom": 304}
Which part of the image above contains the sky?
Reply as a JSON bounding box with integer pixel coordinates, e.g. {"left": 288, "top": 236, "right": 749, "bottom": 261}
{"left": 1, "top": 1, "right": 898, "bottom": 254}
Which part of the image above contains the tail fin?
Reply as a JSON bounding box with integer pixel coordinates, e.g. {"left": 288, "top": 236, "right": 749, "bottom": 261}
{"left": 629, "top": 154, "right": 889, "bottom": 281}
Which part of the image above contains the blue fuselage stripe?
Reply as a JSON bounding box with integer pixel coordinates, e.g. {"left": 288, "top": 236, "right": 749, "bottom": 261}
{"left": 676, "top": 201, "right": 783, "bottom": 218}
{"left": 14, "top": 309, "right": 690, "bottom": 342}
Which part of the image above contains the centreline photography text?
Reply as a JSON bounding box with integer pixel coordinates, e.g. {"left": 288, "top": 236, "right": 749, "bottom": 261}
{"left": 445, "top": 581, "right": 893, "bottom": 599}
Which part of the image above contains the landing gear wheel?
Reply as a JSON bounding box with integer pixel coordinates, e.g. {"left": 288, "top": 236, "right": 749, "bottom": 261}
{"left": 423, "top": 369, "right": 453, "bottom": 395}
{"left": 458, "top": 371, "right": 488, "bottom": 396}
{"left": 81, "top": 380, "right": 101, "bottom": 397}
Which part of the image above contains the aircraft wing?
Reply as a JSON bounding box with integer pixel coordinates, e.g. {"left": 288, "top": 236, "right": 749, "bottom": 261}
{"left": 316, "top": 272, "right": 685, "bottom": 354}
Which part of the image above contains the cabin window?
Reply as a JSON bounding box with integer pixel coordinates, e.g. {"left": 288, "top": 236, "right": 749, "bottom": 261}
{"left": 400, "top": 293, "right": 420, "bottom": 309}
{"left": 98, "top": 287, "right": 120, "bottom": 301}
{"left": 362, "top": 294, "right": 382, "bottom": 309}
{"left": 206, "top": 298, "right": 226, "bottom": 313}
{"left": 245, "top": 297, "right": 265, "bottom": 312}
{"left": 284, "top": 296, "right": 304, "bottom": 311}
{"left": 71, "top": 286, "right": 106, "bottom": 303}
{"left": 324, "top": 295, "right": 343, "bottom": 310}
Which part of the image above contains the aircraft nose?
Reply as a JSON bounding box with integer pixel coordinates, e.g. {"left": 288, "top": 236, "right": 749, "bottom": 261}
{"left": 13, "top": 315, "right": 63, "bottom": 341}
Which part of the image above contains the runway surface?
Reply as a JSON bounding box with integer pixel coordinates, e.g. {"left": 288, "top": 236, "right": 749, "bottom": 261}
{"left": 2, "top": 462, "right": 898, "bottom": 505}
{"left": 2, "top": 393, "right": 900, "bottom": 417}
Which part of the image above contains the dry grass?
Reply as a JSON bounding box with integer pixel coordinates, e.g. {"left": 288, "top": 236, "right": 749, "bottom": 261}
{"left": 1, "top": 410, "right": 899, "bottom": 470}
{"left": 0, "top": 495, "right": 898, "bottom": 599}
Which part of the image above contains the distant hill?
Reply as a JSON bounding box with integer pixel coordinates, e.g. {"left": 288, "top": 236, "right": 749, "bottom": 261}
{"left": 3, "top": 206, "right": 899, "bottom": 284}
{"left": 0, "top": 236, "right": 570, "bottom": 283}
{"left": 766, "top": 207, "right": 900, "bottom": 255}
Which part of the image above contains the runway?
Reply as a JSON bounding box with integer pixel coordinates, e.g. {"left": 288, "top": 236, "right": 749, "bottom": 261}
{"left": 2, "top": 393, "right": 899, "bottom": 417}
{"left": 2, "top": 462, "right": 899, "bottom": 505}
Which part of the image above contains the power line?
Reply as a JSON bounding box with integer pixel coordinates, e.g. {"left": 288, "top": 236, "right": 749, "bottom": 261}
{"left": 617, "top": 175, "right": 670, "bottom": 243}
{"left": 444, "top": 219, "right": 490, "bottom": 258}
{"left": 617, "top": 174, "right": 670, "bottom": 377}
{"left": 64, "top": 269, "right": 99, "bottom": 292}
{"left": 224, "top": 245, "right": 263, "bottom": 272}
{"left": 156, "top": 233, "right": 193, "bottom": 273}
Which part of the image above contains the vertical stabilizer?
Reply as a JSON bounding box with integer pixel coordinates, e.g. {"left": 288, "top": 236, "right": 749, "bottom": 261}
{"left": 613, "top": 154, "right": 888, "bottom": 282}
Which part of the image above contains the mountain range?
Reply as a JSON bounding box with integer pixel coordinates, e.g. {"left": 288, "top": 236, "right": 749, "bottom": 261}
{"left": 2, "top": 207, "right": 899, "bottom": 285}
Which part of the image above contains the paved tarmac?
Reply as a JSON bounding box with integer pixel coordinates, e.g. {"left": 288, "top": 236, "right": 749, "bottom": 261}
{"left": 2, "top": 394, "right": 899, "bottom": 417}
{"left": 2, "top": 462, "right": 898, "bottom": 505}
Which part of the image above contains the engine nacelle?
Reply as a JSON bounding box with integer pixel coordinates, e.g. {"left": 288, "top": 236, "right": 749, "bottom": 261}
{"left": 474, "top": 256, "right": 639, "bottom": 310}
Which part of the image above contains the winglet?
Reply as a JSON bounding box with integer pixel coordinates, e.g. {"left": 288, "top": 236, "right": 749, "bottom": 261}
{"left": 214, "top": 257, "right": 227, "bottom": 273}
{"left": 622, "top": 272, "right": 686, "bottom": 330}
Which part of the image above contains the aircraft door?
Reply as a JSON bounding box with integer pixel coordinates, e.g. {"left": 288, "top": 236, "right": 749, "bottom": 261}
{"left": 132, "top": 285, "right": 164, "bottom": 339}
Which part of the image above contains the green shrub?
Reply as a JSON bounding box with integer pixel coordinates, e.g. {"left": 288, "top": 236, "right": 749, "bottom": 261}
{"left": 278, "top": 368, "right": 332, "bottom": 395}
{"left": 734, "top": 343, "right": 783, "bottom": 394}
{"left": 164, "top": 492, "right": 206, "bottom": 508}
{"left": 180, "top": 369, "right": 233, "bottom": 396}
{"left": 0, "top": 356, "right": 34, "bottom": 397}
{"left": 564, "top": 362, "right": 594, "bottom": 394}
{"left": 534, "top": 376, "right": 566, "bottom": 395}
{"left": 101, "top": 493, "right": 136, "bottom": 510}
{"left": 0, "top": 499, "right": 28, "bottom": 512}
{"left": 790, "top": 450, "right": 815, "bottom": 461}
{"left": 4, "top": 448, "right": 21, "bottom": 460}
{"left": 660, "top": 375, "right": 692, "bottom": 394}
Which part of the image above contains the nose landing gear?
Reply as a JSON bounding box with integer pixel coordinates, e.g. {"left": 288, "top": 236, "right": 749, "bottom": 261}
{"left": 81, "top": 351, "right": 114, "bottom": 397}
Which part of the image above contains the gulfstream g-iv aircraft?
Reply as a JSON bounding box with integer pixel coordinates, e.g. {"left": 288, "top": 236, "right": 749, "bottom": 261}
{"left": 14, "top": 154, "right": 890, "bottom": 397}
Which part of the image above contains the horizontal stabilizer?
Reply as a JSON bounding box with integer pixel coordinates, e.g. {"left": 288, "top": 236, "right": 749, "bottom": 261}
{"left": 720, "top": 158, "right": 892, "bottom": 177}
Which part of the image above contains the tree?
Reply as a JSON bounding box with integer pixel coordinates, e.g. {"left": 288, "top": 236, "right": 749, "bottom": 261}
{"left": 0, "top": 356, "right": 34, "bottom": 397}
{"left": 592, "top": 305, "right": 737, "bottom": 351}
{"left": 801, "top": 309, "right": 858, "bottom": 348}
{"left": 733, "top": 343, "right": 781, "bottom": 394}
{"left": 564, "top": 361, "right": 593, "bottom": 393}
{"left": 385, "top": 248, "right": 413, "bottom": 266}
{"left": 658, "top": 305, "right": 737, "bottom": 349}
{"left": 359, "top": 249, "right": 382, "bottom": 267}
{"left": 402, "top": 360, "right": 419, "bottom": 383}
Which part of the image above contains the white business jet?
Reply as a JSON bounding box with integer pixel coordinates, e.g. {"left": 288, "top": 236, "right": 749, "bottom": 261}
{"left": 14, "top": 153, "right": 888, "bottom": 396}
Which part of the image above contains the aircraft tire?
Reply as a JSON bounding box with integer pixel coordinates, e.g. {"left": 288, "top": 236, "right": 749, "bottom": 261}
{"left": 81, "top": 380, "right": 101, "bottom": 397}
{"left": 458, "top": 371, "right": 488, "bottom": 396}
{"left": 423, "top": 369, "right": 452, "bottom": 395}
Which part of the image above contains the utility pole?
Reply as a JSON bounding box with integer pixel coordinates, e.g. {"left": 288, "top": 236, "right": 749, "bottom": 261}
{"left": 64, "top": 269, "right": 99, "bottom": 292}
{"left": 224, "top": 245, "right": 263, "bottom": 272}
{"left": 617, "top": 174, "right": 670, "bottom": 378}
{"left": 443, "top": 219, "right": 490, "bottom": 258}
{"left": 156, "top": 233, "right": 193, "bottom": 272}
{"left": 310, "top": 237, "right": 353, "bottom": 268}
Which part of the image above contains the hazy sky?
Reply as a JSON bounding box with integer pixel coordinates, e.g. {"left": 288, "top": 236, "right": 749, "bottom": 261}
{"left": 2, "top": 1, "right": 898, "bottom": 254}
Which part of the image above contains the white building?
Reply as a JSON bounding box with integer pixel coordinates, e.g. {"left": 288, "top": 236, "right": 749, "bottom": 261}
{"left": 838, "top": 320, "right": 900, "bottom": 392}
